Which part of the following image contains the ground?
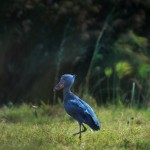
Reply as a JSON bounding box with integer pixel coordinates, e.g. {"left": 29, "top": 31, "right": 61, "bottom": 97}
{"left": 0, "top": 102, "right": 150, "bottom": 150}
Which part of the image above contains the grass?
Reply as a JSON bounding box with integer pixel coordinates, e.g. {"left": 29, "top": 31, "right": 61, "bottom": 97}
{"left": 0, "top": 102, "right": 150, "bottom": 150}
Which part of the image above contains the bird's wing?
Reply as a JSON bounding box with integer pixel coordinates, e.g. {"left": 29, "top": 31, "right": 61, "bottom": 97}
{"left": 66, "top": 98, "right": 87, "bottom": 114}
{"left": 66, "top": 97, "right": 96, "bottom": 118}
{"left": 65, "top": 98, "right": 90, "bottom": 120}
{"left": 78, "top": 98, "right": 95, "bottom": 117}
{"left": 66, "top": 94, "right": 95, "bottom": 115}
{"left": 66, "top": 98, "right": 100, "bottom": 129}
{"left": 77, "top": 98, "right": 100, "bottom": 130}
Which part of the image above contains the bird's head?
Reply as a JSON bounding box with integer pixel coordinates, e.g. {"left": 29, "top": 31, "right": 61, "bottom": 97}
{"left": 53, "top": 74, "right": 76, "bottom": 92}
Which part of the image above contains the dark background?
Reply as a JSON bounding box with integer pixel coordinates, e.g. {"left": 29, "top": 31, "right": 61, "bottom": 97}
{"left": 0, "top": 0, "right": 150, "bottom": 106}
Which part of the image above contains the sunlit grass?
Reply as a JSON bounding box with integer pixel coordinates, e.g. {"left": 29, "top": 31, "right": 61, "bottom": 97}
{"left": 0, "top": 103, "right": 150, "bottom": 150}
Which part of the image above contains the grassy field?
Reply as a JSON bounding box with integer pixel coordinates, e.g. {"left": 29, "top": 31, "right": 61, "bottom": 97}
{"left": 0, "top": 102, "right": 150, "bottom": 150}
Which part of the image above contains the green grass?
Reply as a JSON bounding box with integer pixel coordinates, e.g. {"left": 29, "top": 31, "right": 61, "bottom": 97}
{"left": 0, "top": 103, "right": 150, "bottom": 150}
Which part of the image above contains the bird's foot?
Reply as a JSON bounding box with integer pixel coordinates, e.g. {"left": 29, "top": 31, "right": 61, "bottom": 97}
{"left": 79, "top": 135, "right": 81, "bottom": 140}
{"left": 73, "top": 132, "right": 80, "bottom": 136}
{"left": 73, "top": 132, "right": 82, "bottom": 140}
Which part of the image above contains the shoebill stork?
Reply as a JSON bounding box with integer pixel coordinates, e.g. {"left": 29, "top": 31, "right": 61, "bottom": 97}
{"left": 53, "top": 74, "right": 100, "bottom": 140}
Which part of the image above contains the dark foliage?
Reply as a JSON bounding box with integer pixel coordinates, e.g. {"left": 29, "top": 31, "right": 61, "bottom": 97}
{"left": 0, "top": 0, "right": 150, "bottom": 106}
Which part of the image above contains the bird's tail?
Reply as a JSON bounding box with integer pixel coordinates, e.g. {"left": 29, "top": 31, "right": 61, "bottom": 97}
{"left": 85, "top": 114, "right": 100, "bottom": 130}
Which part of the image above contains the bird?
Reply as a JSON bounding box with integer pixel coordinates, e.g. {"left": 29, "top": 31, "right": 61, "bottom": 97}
{"left": 53, "top": 74, "right": 100, "bottom": 140}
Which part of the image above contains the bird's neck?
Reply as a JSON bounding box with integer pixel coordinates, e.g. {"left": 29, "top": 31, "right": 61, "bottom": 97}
{"left": 63, "top": 87, "right": 73, "bottom": 101}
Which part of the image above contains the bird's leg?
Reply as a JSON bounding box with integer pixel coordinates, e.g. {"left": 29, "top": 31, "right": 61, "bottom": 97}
{"left": 81, "top": 124, "right": 87, "bottom": 133}
{"left": 79, "top": 124, "right": 87, "bottom": 140}
{"left": 73, "top": 123, "right": 82, "bottom": 140}
{"left": 73, "top": 123, "right": 87, "bottom": 140}
{"left": 79, "top": 123, "right": 81, "bottom": 140}
{"left": 73, "top": 123, "right": 81, "bottom": 137}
